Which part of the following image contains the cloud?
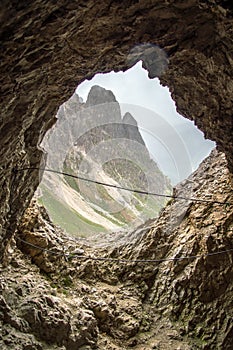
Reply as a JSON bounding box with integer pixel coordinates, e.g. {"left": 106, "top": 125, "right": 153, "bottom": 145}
{"left": 76, "top": 62, "right": 215, "bottom": 184}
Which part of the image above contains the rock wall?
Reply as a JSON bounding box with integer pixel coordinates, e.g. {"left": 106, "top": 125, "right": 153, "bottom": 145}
{"left": 1, "top": 149, "right": 232, "bottom": 349}
{"left": 0, "top": 0, "right": 233, "bottom": 259}
{"left": 0, "top": 2, "right": 233, "bottom": 348}
{"left": 108, "top": 149, "right": 233, "bottom": 349}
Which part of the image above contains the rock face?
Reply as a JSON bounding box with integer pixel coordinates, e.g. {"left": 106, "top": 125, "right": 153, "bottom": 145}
{"left": 86, "top": 85, "right": 117, "bottom": 106}
{"left": 0, "top": 0, "right": 233, "bottom": 258}
{"left": 39, "top": 85, "right": 171, "bottom": 237}
{"left": 110, "top": 149, "right": 233, "bottom": 349}
{"left": 0, "top": 1, "right": 233, "bottom": 349}
{"left": 0, "top": 149, "right": 232, "bottom": 349}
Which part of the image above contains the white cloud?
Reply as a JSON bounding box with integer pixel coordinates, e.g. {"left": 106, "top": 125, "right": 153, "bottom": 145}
{"left": 76, "top": 62, "right": 215, "bottom": 184}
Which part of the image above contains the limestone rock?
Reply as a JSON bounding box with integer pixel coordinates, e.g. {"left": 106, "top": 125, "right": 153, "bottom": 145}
{"left": 1, "top": 1, "right": 233, "bottom": 258}
{"left": 0, "top": 2, "right": 233, "bottom": 349}
{"left": 86, "top": 85, "right": 117, "bottom": 107}
{"left": 0, "top": 149, "right": 231, "bottom": 349}
{"left": 105, "top": 149, "right": 233, "bottom": 349}
{"left": 39, "top": 85, "right": 171, "bottom": 237}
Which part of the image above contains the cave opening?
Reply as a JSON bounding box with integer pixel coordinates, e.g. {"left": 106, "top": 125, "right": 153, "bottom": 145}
{"left": 1, "top": 4, "right": 232, "bottom": 348}
{"left": 36, "top": 60, "right": 215, "bottom": 244}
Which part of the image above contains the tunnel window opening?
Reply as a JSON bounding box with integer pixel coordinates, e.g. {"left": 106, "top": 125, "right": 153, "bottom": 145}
{"left": 37, "top": 61, "right": 215, "bottom": 244}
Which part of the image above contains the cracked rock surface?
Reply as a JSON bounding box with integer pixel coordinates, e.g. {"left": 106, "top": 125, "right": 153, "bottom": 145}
{"left": 0, "top": 1, "right": 233, "bottom": 349}
{"left": 0, "top": 0, "right": 233, "bottom": 257}
{"left": 0, "top": 150, "right": 232, "bottom": 349}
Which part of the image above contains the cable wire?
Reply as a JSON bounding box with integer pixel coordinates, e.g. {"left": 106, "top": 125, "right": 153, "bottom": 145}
{"left": 14, "top": 167, "right": 231, "bottom": 206}
{"left": 13, "top": 167, "right": 233, "bottom": 264}
{"left": 17, "top": 237, "right": 233, "bottom": 264}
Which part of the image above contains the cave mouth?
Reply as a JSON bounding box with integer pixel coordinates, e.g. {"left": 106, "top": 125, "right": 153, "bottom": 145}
{"left": 36, "top": 61, "right": 215, "bottom": 245}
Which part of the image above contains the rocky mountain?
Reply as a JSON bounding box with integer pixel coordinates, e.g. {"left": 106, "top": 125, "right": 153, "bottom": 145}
{"left": 1, "top": 2, "right": 233, "bottom": 350}
{"left": 38, "top": 86, "right": 171, "bottom": 238}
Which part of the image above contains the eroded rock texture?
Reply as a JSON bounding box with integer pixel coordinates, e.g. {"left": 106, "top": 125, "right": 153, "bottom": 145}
{"left": 0, "top": 150, "right": 232, "bottom": 349}
{"left": 0, "top": 1, "right": 233, "bottom": 349}
{"left": 0, "top": 0, "right": 233, "bottom": 258}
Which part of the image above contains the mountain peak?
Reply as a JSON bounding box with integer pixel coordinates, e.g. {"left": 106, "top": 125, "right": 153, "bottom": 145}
{"left": 122, "top": 112, "right": 138, "bottom": 126}
{"left": 86, "top": 85, "right": 117, "bottom": 107}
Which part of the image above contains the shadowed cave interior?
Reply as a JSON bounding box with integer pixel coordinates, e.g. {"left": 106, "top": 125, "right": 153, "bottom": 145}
{"left": 0, "top": 1, "right": 233, "bottom": 349}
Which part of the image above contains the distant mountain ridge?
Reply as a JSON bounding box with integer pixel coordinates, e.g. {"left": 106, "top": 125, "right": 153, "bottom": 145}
{"left": 39, "top": 86, "right": 172, "bottom": 238}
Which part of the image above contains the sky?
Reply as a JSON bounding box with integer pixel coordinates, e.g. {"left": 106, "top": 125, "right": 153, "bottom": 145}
{"left": 76, "top": 61, "right": 215, "bottom": 185}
